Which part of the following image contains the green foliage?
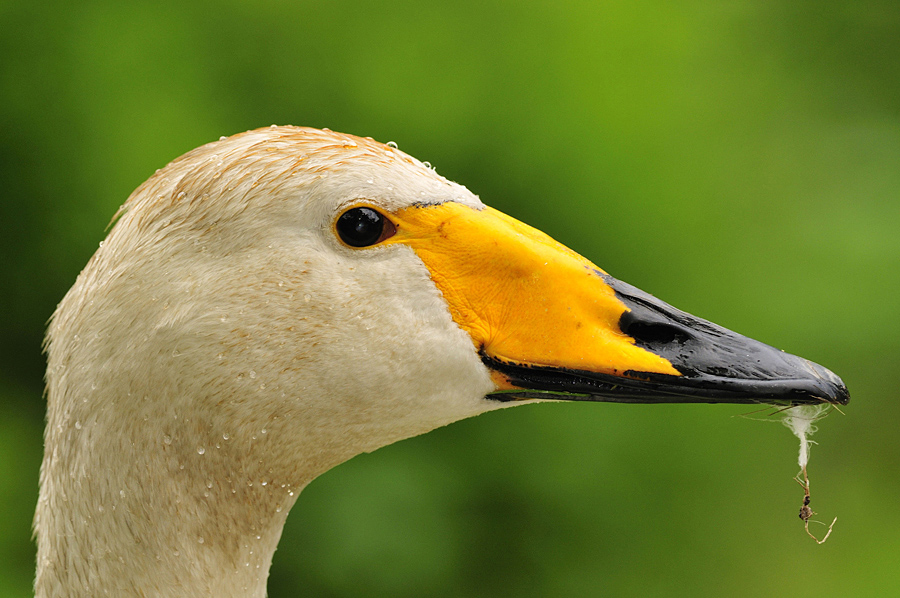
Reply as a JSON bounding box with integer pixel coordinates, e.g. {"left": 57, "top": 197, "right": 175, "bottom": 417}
{"left": 2, "top": 0, "right": 898, "bottom": 596}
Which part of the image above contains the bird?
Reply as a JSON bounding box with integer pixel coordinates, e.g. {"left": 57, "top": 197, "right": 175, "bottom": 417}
{"left": 35, "top": 126, "right": 849, "bottom": 598}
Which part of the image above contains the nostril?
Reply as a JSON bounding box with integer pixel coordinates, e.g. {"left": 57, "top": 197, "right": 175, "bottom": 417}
{"left": 623, "top": 321, "right": 687, "bottom": 345}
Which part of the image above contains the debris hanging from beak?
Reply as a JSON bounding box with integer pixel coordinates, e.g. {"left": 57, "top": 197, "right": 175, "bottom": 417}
{"left": 782, "top": 404, "right": 837, "bottom": 544}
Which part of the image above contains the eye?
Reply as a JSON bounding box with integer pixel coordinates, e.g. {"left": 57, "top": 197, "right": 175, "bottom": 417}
{"left": 335, "top": 207, "right": 397, "bottom": 247}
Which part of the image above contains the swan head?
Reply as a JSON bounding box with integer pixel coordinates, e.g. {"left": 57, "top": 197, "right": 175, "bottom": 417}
{"left": 39, "top": 125, "right": 848, "bottom": 596}
{"left": 46, "top": 125, "right": 849, "bottom": 478}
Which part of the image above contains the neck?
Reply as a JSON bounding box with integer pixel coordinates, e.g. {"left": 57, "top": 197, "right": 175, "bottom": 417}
{"left": 34, "top": 389, "right": 321, "bottom": 598}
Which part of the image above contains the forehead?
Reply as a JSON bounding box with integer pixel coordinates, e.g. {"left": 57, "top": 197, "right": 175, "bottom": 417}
{"left": 123, "top": 126, "right": 483, "bottom": 230}
{"left": 266, "top": 127, "right": 482, "bottom": 213}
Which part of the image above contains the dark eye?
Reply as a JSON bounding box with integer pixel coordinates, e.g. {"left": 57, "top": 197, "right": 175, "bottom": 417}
{"left": 336, "top": 207, "right": 396, "bottom": 247}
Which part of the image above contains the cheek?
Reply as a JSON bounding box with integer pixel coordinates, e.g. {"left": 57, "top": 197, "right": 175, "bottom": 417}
{"left": 283, "top": 247, "right": 496, "bottom": 428}
{"left": 154, "top": 238, "right": 498, "bottom": 469}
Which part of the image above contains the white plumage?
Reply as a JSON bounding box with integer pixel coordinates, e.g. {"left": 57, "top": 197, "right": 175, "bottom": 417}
{"left": 37, "top": 127, "right": 503, "bottom": 597}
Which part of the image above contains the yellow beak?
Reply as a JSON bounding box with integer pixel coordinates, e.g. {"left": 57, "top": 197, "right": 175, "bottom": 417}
{"left": 384, "top": 202, "right": 849, "bottom": 406}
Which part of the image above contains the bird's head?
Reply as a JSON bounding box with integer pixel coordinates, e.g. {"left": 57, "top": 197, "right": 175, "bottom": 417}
{"left": 48, "top": 126, "right": 848, "bottom": 483}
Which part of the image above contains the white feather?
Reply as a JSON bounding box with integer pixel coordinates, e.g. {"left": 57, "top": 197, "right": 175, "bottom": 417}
{"left": 782, "top": 404, "right": 829, "bottom": 470}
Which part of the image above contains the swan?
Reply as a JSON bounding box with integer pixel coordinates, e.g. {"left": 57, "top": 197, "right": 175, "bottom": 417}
{"left": 36, "top": 126, "right": 849, "bottom": 597}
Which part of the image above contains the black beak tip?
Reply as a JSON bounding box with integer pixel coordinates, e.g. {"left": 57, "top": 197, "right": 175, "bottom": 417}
{"left": 802, "top": 359, "right": 850, "bottom": 406}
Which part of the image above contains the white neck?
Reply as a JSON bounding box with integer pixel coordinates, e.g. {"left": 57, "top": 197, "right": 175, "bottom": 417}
{"left": 34, "top": 384, "right": 329, "bottom": 598}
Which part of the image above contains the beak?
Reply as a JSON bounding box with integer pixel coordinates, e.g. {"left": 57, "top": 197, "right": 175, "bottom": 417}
{"left": 386, "top": 202, "right": 850, "bottom": 407}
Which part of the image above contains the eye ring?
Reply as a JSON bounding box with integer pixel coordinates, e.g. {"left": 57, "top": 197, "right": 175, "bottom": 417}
{"left": 335, "top": 206, "right": 397, "bottom": 248}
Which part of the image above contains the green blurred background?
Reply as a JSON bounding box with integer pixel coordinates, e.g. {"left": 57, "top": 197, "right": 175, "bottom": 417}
{"left": 2, "top": 1, "right": 899, "bottom": 596}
